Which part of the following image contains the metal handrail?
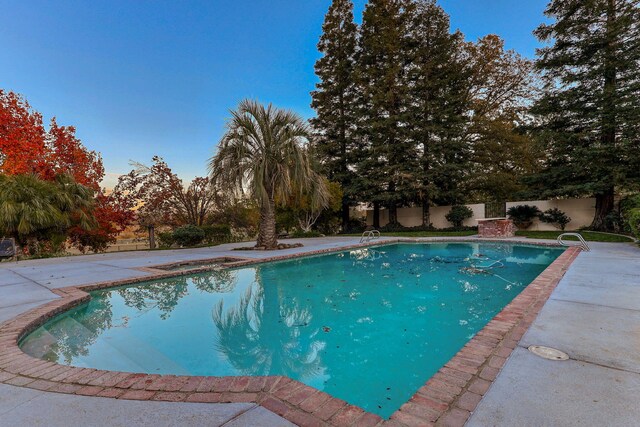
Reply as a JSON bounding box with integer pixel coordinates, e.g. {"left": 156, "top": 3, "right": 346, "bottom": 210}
{"left": 360, "top": 230, "right": 381, "bottom": 243}
{"left": 557, "top": 232, "right": 590, "bottom": 251}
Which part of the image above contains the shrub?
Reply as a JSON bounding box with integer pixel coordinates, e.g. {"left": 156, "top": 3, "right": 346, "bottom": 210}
{"left": 445, "top": 205, "right": 474, "bottom": 228}
{"left": 172, "top": 225, "right": 205, "bottom": 247}
{"left": 200, "top": 224, "right": 232, "bottom": 244}
{"left": 620, "top": 194, "right": 640, "bottom": 236}
{"left": 157, "top": 232, "right": 175, "bottom": 248}
{"left": 379, "top": 222, "right": 408, "bottom": 232}
{"left": 627, "top": 209, "right": 640, "bottom": 240}
{"left": 507, "top": 205, "right": 541, "bottom": 229}
{"left": 342, "top": 218, "right": 367, "bottom": 234}
{"left": 539, "top": 208, "right": 571, "bottom": 230}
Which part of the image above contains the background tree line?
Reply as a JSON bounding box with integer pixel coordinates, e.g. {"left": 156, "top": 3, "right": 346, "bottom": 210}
{"left": 311, "top": 0, "right": 640, "bottom": 231}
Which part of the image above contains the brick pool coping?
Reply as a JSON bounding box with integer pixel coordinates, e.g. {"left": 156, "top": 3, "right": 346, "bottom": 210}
{"left": 0, "top": 240, "right": 581, "bottom": 427}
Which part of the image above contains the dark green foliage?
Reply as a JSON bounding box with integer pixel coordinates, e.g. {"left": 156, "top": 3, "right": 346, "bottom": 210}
{"left": 531, "top": 0, "right": 640, "bottom": 230}
{"left": 356, "top": 0, "right": 417, "bottom": 225}
{"left": 620, "top": 194, "right": 640, "bottom": 238}
{"left": 507, "top": 205, "right": 541, "bottom": 229}
{"left": 311, "top": 0, "right": 359, "bottom": 228}
{"left": 171, "top": 225, "right": 205, "bottom": 247}
{"left": 539, "top": 208, "right": 571, "bottom": 230}
{"left": 407, "top": 1, "right": 471, "bottom": 221}
{"left": 0, "top": 174, "right": 96, "bottom": 256}
{"left": 465, "top": 36, "right": 539, "bottom": 203}
{"left": 445, "top": 205, "right": 474, "bottom": 228}
{"left": 157, "top": 232, "right": 175, "bottom": 248}
{"left": 341, "top": 217, "right": 367, "bottom": 234}
{"left": 200, "top": 224, "right": 232, "bottom": 245}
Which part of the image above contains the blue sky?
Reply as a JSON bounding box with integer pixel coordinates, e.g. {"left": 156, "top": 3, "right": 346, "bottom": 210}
{"left": 0, "top": 0, "right": 549, "bottom": 187}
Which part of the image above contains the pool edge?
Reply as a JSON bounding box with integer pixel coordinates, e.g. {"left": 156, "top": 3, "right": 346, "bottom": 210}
{"left": 0, "top": 241, "right": 581, "bottom": 427}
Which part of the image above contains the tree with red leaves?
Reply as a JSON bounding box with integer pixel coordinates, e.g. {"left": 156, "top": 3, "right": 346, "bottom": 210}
{"left": 116, "top": 156, "right": 218, "bottom": 248}
{"left": 0, "top": 89, "right": 47, "bottom": 175}
{"left": 1, "top": 89, "right": 135, "bottom": 252}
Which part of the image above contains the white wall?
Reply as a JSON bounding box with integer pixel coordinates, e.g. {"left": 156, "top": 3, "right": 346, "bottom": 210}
{"left": 506, "top": 198, "right": 595, "bottom": 231}
{"left": 365, "top": 203, "right": 484, "bottom": 228}
{"left": 363, "top": 198, "right": 596, "bottom": 230}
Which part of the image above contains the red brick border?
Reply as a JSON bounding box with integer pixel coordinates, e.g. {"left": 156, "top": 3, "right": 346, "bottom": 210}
{"left": 0, "top": 241, "right": 581, "bottom": 427}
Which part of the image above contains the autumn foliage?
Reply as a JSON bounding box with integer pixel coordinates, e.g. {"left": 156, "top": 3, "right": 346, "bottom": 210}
{"left": 0, "top": 89, "right": 134, "bottom": 252}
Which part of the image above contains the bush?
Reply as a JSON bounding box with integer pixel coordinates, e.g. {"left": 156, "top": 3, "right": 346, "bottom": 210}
{"left": 200, "top": 224, "right": 232, "bottom": 244}
{"left": 379, "top": 222, "right": 408, "bottom": 232}
{"left": 539, "top": 208, "right": 571, "bottom": 230}
{"left": 445, "top": 205, "right": 474, "bottom": 228}
{"left": 627, "top": 209, "right": 640, "bottom": 240}
{"left": 157, "top": 232, "right": 175, "bottom": 248}
{"left": 507, "top": 205, "right": 541, "bottom": 229}
{"left": 172, "top": 225, "right": 205, "bottom": 247}
{"left": 342, "top": 217, "right": 367, "bottom": 234}
{"left": 620, "top": 194, "right": 640, "bottom": 239}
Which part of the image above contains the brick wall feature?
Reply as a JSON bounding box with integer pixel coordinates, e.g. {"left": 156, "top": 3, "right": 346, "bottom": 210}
{"left": 477, "top": 219, "right": 516, "bottom": 238}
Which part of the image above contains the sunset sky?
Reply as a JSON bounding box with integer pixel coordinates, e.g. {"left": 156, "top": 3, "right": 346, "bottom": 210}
{"left": 0, "top": 0, "right": 549, "bottom": 188}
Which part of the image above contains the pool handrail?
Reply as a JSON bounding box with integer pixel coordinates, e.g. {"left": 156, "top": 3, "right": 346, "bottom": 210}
{"left": 360, "top": 229, "right": 381, "bottom": 243}
{"left": 557, "top": 232, "right": 590, "bottom": 252}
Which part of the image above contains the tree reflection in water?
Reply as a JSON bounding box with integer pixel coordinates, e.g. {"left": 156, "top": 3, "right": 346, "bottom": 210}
{"left": 212, "top": 270, "right": 325, "bottom": 380}
{"left": 28, "top": 296, "right": 114, "bottom": 364}
{"left": 117, "top": 276, "right": 190, "bottom": 320}
{"left": 192, "top": 268, "right": 237, "bottom": 293}
{"left": 117, "top": 269, "right": 238, "bottom": 319}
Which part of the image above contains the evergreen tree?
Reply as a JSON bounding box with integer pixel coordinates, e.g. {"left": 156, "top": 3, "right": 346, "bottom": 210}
{"left": 311, "top": 0, "right": 359, "bottom": 229}
{"left": 466, "top": 35, "right": 540, "bottom": 203}
{"left": 532, "top": 0, "right": 640, "bottom": 230}
{"left": 356, "top": 0, "right": 417, "bottom": 227}
{"left": 406, "top": 0, "right": 471, "bottom": 226}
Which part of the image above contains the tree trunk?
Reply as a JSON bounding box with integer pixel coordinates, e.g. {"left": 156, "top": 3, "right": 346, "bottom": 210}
{"left": 388, "top": 203, "right": 398, "bottom": 226}
{"left": 590, "top": 187, "right": 615, "bottom": 231}
{"left": 373, "top": 202, "right": 380, "bottom": 229}
{"left": 422, "top": 197, "right": 430, "bottom": 227}
{"left": 387, "top": 181, "right": 398, "bottom": 225}
{"left": 257, "top": 197, "right": 278, "bottom": 249}
{"left": 341, "top": 199, "right": 350, "bottom": 231}
{"left": 148, "top": 225, "right": 156, "bottom": 249}
{"left": 590, "top": 0, "right": 617, "bottom": 233}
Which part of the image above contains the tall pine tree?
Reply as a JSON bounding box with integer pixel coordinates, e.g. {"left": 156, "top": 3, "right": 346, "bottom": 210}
{"left": 532, "top": 0, "right": 640, "bottom": 229}
{"left": 311, "top": 0, "right": 359, "bottom": 229}
{"left": 406, "top": 0, "right": 471, "bottom": 226}
{"left": 466, "top": 35, "right": 539, "bottom": 203}
{"left": 357, "top": 0, "right": 417, "bottom": 227}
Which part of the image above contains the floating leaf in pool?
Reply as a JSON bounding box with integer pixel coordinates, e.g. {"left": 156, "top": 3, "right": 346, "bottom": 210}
{"left": 322, "top": 326, "right": 331, "bottom": 332}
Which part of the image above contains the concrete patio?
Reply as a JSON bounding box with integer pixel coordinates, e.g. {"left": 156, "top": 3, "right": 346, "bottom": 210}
{"left": 1, "top": 237, "right": 638, "bottom": 426}
{"left": 468, "top": 242, "right": 640, "bottom": 426}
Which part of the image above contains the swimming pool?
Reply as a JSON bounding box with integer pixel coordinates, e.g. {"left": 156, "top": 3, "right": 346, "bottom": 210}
{"left": 20, "top": 242, "right": 563, "bottom": 418}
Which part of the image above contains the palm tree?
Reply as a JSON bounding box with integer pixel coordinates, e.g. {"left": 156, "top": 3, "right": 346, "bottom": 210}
{"left": 209, "top": 100, "right": 329, "bottom": 249}
{"left": 0, "top": 174, "right": 95, "bottom": 245}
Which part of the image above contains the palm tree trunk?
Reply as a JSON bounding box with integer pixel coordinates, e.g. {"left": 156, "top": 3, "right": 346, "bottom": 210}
{"left": 257, "top": 197, "right": 278, "bottom": 249}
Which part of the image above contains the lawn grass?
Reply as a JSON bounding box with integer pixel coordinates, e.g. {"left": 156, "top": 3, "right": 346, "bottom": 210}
{"left": 343, "top": 230, "right": 478, "bottom": 238}
{"left": 516, "top": 230, "right": 635, "bottom": 242}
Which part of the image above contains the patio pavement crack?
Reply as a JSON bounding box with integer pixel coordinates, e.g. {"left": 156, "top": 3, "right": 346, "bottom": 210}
{"left": 218, "top": 403, "right": 259, "bottom": 427}
{"left": 548, "top": 297, "right": 640, "bottom": 314}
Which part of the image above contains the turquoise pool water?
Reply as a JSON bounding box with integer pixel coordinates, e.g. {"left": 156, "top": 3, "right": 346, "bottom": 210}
{"left": 20, "top": 242, "right": 562, "bottom": 418}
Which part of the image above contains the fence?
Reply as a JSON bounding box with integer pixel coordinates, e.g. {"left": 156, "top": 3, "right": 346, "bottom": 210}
{"left": 360, "top": 197, "right": 597, "bottom": 231}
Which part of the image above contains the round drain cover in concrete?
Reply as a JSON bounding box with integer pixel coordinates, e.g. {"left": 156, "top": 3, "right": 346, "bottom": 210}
{"left": 528, "top": 345, "right": 569, "bottom": 361}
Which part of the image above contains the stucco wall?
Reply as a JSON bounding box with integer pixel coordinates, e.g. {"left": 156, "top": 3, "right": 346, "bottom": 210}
{"left": 365, "top": 203, "right": 484, "bottom": 228}
{"left": 505, "top": 198, "right": 596, "bottom": 231}
{"left": 363, "top": 198, "right": 596, "bottom": 230}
